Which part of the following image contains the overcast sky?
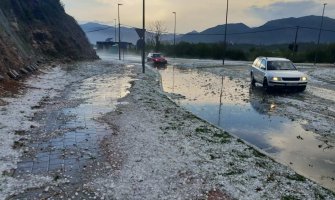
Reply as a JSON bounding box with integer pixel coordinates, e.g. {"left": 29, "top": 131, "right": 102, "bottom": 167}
{"left": 62, "top": 0, "right": 335, "bottom": 33}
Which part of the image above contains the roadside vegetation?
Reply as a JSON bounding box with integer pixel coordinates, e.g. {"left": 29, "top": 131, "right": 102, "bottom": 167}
{"left": 145, "top": 42, "right": 335, "bottom": 63}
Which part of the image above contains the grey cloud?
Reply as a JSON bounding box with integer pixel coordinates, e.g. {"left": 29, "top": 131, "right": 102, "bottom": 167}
{"left": 248, "top": 1, "right": 334, "bottom": 21}
{"left": 63, "top": 0, "right": 109, "bottom": 8}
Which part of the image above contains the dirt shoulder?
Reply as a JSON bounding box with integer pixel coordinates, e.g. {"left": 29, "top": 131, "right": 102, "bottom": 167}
{"left": 89, "top": 65, "right": 335, "bottom": 199}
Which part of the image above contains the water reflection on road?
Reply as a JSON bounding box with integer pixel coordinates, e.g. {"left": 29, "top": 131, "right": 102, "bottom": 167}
{"left": 159, "top": 65, "right": 335, "bottom": 192}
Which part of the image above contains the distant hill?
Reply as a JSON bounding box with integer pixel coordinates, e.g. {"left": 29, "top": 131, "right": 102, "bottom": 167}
{"left": 81, "top": 22, "right": 180, "bottom": 45}
{"left": 180, "top": 16, "right": 335, "bottom": 45}
{"left": 81, "top": 16, "right": 335, "bottom": 46}
{"left": 81, "top": 22, "right": 138, "bottom": 44}
{"left": 181, "top": 23, "right": 251, "bottom": 43}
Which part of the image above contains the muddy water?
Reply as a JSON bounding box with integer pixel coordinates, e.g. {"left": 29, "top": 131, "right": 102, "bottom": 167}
{"left": 159, "top": 65, "right": 335, "bottom": 192}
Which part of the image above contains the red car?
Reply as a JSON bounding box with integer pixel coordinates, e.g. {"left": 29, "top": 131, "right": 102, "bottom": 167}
{"left": 147, "top": 53, "right": 167, "bottom": 64}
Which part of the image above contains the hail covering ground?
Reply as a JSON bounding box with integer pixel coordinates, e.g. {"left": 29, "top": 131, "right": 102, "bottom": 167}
{"left": 0, "top": 56, "right": 334, "bottom": 199}
{"left": 0, "top": 66, "right": 72, "bottom": 198}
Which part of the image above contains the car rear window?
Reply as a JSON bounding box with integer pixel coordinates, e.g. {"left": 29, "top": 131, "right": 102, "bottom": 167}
{"left": 267, "top": 61, "right": 297, "bottom": 70}
{"left": 152, "top": 54, "right": 161, "bottom": 58}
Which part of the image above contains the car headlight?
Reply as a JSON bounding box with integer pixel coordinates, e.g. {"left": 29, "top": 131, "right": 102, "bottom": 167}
{"left": 271, "top": 77, "right": 281, "bottom": 81}
{"left": 301, "top": 77, "right": 307, "bottom": 81}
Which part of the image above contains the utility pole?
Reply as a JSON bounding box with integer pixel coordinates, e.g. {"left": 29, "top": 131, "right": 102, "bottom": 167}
{"left": 222, "top": 0, "right": 229, "bottom": 65}
{"left": 218, "top": 76, "right": 224, "bottom": 126}
{"left": 293, "top": 26, "right": 300, "bottom": 57}
{"left": 114, "top": 19, "right": 117, "bottom": 43}
{"left": 118, "top": 3, "right": 122, "bottom": 60}
{"left": 314, "top": 3, "right": 327, "bottom": 65}
{"left": 142, "top": 0, "right": 145, "bottom": 73}
{"left": 173, "top": 12, "right": 176, "bottom": 58}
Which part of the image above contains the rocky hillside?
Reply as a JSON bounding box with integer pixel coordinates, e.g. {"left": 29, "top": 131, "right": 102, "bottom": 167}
{"left": 0, "top": 0, "right": 98, "bottom": 80}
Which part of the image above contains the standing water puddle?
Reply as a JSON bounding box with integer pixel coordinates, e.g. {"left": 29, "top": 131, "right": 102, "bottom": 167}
{"left": 15, "top": 69, "right": 132, "bottom": 186}
{"left": 159, "top": 66, "right": 335, "bottom": 192}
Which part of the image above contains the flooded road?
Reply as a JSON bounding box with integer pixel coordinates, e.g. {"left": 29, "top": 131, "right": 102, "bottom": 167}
{"left": 9, "top": 61, "right": 135, "bottom": 199}
{"left": 2, "top": 53, "right": 334, "bottom": 199}
{"left": 159, "top": 63, "right": 335, "bottom": 192}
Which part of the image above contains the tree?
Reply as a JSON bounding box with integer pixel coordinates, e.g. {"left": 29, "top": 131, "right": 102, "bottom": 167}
{"left": 147, "top": 21, "right": 166, "bottom": 52}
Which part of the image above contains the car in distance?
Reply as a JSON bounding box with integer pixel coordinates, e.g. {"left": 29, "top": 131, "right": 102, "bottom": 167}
{"left": 147, "top": 53, "right": 167, "bottom": 64}
{"left": 250, "top": 57, "right": 308, "bottom": 92}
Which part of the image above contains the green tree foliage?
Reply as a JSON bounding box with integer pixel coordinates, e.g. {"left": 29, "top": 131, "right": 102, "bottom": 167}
{"left": 149, "top": 42, "right": 247, "bottom": 61}
{"left": 146, "top": 42, "right": 335, "bottom": 63}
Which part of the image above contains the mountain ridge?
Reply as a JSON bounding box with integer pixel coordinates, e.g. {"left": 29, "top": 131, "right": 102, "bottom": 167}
{"left": 81, "top": 22, "right": 179, "bottom": 45}
{"left": 82, "top": 15, "right": 335, "bottom": 45}
{"left": 181, "top": 15, "right": 335, "bottom": 44}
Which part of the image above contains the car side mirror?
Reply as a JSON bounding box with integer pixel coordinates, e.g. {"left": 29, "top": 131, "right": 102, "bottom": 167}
{"left": 261, "top": 66, "right": 266, "bottom": 70}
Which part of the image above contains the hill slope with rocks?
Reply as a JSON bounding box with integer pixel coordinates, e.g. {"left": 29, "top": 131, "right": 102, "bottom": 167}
{"left": 0, "top": 0, "right": 97, "bottom": 80}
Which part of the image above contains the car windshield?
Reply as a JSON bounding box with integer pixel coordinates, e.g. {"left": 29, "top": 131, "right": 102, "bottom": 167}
{"left": 267, "top": 61, "right": 297, "bottom": 70}
{"left": 152, "top": 54, "right": 161, "bottom": 58}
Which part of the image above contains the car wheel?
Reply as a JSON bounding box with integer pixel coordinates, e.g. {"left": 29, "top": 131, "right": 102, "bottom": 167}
{"left": 251, "top": 73, "right": 256, "bottom": 86}
{"left": 263, "top": 78, "right": 270, "bottom": 92}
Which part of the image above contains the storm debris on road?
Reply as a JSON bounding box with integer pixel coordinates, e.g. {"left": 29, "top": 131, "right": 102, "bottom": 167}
{"left": 0, "top": 58, "right": 334, "bottom": 199}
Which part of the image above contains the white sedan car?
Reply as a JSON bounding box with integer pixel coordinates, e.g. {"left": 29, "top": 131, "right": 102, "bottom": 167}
{"left": 250, "top": 57, "right": 308, "bottom": 92}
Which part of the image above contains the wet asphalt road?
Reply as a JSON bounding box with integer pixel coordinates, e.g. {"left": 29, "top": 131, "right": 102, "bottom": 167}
{"left": 6, "top": 53, "right": 335, "bottom": 197}
{"left": 157, "top": 59, "right": 335, "bottom": 192}
{"left": 98, "top": 53, "right": 335, "bottom": 191}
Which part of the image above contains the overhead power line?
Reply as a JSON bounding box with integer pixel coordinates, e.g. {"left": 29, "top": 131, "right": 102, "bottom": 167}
{"left": 299, "top": 26, "right": 335, "bottom": 33}
{"left": 85, "top": 26, "right": 113, "bottom": 33}
{"left": 84, "top": 23, "right": 335, "bottom": 36}
{"left": 184, "top": 26, "right": 297, "bottom": 36}
{"left": 183, "top": 26, "right": 335, "bottom": 36}
{"left": 120, "top": 24, "right": 170, "bottom": 34}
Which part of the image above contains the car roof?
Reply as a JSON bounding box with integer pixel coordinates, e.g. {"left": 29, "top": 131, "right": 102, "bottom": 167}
{"left": 257, "top": 57, "right": 291, "bottom": 62}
